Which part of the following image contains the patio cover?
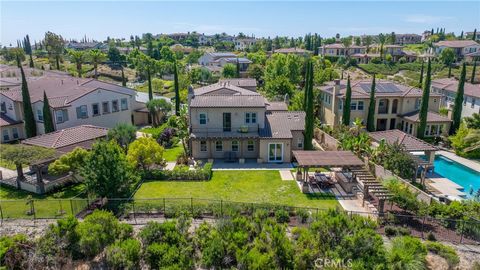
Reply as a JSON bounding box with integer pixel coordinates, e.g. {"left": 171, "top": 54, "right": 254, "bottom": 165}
{"left": 293, "top": 150, "right": 364, "bottom": 167}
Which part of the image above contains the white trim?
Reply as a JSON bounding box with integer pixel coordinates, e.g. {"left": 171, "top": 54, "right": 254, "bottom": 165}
{"left": 268, "top": 143, "right": 284, "bottom": 162}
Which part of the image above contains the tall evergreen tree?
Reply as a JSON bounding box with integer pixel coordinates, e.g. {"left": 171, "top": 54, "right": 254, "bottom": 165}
{"left": 450, "top": 62, "right": 466, "bottom": 135}
{"left": 303, "top": 60, "right": 314, "bottom": 150}
{"left": 342, "top": 76, "right": 352, "bottom": 126}
{"left": 20, "top": 64, "right": 36, "bottom": 138}
{"left": 24, "top": 35, "right": 34, "bottom": 68}
{"left": 42, "top": 91, "right": 55, "bottom": 133}
{"left": 121, "top": 67, "right": 126, "bottom": 87}
{"left": 303, "top": 61, "right": 311, "bottom": 111}
{"left": 236, "top": 58, "right": 240, "bottom": 78}
{"left": 460, "top": 31, "right": 464, "bottom": 39}
{"left": 417, "top": 59, "right": 432, "bottom": 138}
{"left": 473, "top": 29, "right": 477, "bottom": 41}
{"left": 173, "top": 60, "right": 180, "bottom": 115}
{"left": 471, "top": 60, "right": 477, "bottom": 84}
{"left": 419, "top": 61, "right": 424, "bottom": 87}
{"left": 366, "top": 74, "right": 376, "bottom": 132}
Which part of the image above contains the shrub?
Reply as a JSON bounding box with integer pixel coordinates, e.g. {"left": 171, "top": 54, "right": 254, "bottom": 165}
{"left": 76, "top": 210, "right": 121, "bottom": 257}
{"left": 384, "top": 226, "right": 410, "bottom": 237}
{"left": 0, "top": 234, "right": 28, "bottom": 265}
{"left": 275, "top": 209, "right": 290, "bottom": 223}
{"left": 106, "top": 239, "right": 141, "bottom": 270}
{"left": 145, "top": 162, "right": 213, "bottom": 181}
{"left": 296, "top": 208, "right": 310, "bottom": 223}
{"left": 1, "top": 234, "right": 31, "bottom": 269}
{"left": 388, "top": 236, "right": 427, "bottom": 268}
{"left": 425, "top": 241, "right": 459, "bottom": 268}
{"left": 371, "top": 57, "right": 382, "bottom": 64}
{"left": 426, "top": 231, "right": 437, "bottom": 241}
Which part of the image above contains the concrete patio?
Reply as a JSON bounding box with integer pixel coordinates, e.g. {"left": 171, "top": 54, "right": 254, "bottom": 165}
{"left": 209, "top": 159, "right": 293, "bottom": 170}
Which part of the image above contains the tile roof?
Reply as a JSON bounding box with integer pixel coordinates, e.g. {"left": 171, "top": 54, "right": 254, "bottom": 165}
{"left": 432, "top": 78, "right": 480, "bottom": 98}
{"left": 0, "top": 113, "right": 22, "bottom": 127}
{"left": 194, "top": 82, "right": 260, "bottom": 96}
{"left": 368, "top": 129, "right": 437, "bottom": 152}
{"left": 265, "top": 101, "right": 288, "bottom": 111}
{"left": 259, "top": 111, "right": 305, "bottom": 139}
{"left": 320, "top": 79, "right": 442, "bottom": 99}
{"left": 434, "top": 40, "right": 480, "bottom": 48}
{"left": 189, "top": 95, "right": 265, "bottom": 108}
{"left": 0, "top": 66, "right": 135, "bottom": 108}
{"left": 275, "top": 48, "right": 312, "bottom": 54}
{"left": 401, "top": 110, "right": 451, "bottom": 123}
{"left": 209, "top": 52, "right": 237, "bottom": 58}
{"left": 215, "top": 57, "right": 252, "bottom": 64}
{"left": 218, "top": 78, "right": 257, "bottom": 88}
{"left": 323, "top": 43, "right": 345, "bottom": 49}
{"left": 22, "top": 125, "right": 108, "bottom": 149}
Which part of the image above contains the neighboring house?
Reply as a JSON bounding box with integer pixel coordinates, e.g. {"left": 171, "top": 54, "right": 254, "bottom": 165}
{"left": 198, "top": 52, "right": 237, "bottom": 66}
{"left": 218, "top": 78, "right": 257, "bottom": 92}
{"left": 198, "top": 52, "right": 251, "bottom": 74}
{"left": 319, "top": 44, "right": 367, "bottom": 57}
{"left": 198, "top": 34, "right": 214, "bottom": 46}
{"left": 465, "top": 50, "right": 480, "bottom": 63}
{"left": 215, "top": 57, "right": 252, "bottom": 72}
{"left": 66, "top": 42, "right": 107, "bottom": 51}
{"left": 433, "top": 40, "right": 480, "bottom": 60}
{"left": 0, "top": 113, "right": 23, "bottom": 143}
{"left": 431, "top": 78, "right": 480, "bottom": 118}
{"left": 394, "top": 34, "right": 422, "bottom": 45}
{"left": 319, "top": 79, "right": 449, "bottom": 138}
{"left": 234, "top": 38, "right": 257, "bottom": 50}
{"left": 187, "top": 81, "right": 304, "bottom": 163}
{"left": 116, "top": 46, "right": 148, "bottom": 54}
{"left": 22, "top": 125, "right": 108, "bottom": 153}
{"left": 422, "top": 30, "right": 432, "bottom": 42}
{"left": 0, "top": 66, "right": 148, "bottom": 141}
{"left": 274, "top": 47, "right": 313, "bottom": 56}
{"left": 466, "top": 31, "right": 480, "bottom": 40}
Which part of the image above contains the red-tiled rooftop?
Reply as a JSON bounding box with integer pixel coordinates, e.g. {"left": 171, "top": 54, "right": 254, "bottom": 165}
{"left": 22, "top": 125, "right": 108, "bottom": 152}
{"left": 293, "top": 150, "right": 364, "bottom": 167}
{"left": 368, "top": 129, "right": 437, "bottom": 152}
{"left": 432, "top": 78, "right": 480, "bottom": 99}
{"left": 0, "top": 113, "right": 22, "bottom": 127}
{"left": 401, "top": 110, "right": 451, "bottom": 123}
{"left": 434, "top": 40, "right": 479, "bottom": 48}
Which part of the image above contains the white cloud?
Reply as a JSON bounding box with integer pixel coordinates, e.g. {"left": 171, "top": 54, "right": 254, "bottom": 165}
{"left": 404, "top": 14, "right": 453, "bottom": 24}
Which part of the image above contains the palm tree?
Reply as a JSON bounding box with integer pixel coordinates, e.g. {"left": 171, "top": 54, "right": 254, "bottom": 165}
{"left": 146, "top": 99, "right": 172, "bottom": 127}
{"left": 89, "top": 49, "right": 107, "bottom": 79}
{"left": 364, "top": 35, "right": 373, "bottom": 53}
{"left": 68, "top": 50, "right": 86, "bottom": 77}
{"left": 464, "top": 129, "right": 480, "bottom": 153}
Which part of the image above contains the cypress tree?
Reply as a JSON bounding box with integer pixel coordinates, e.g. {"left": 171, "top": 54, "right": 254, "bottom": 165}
{"left": 471, "top": 60, "right": 477, "bottom": 84}
{"left": 121, "top": 67, "right": 126, "bottom": 87}
{"left": 236, "top": 58, "right": 240, "bottom": 78}
{"left": 303, "top": 60, "right": 314, "bottom": 150}
{"left": 450, "top": 62, "right": 466, "bottom": 135}
{"left": 473, "top": 29, "right": 477, "bottom": 41}
{"left": 173, "top": 60, "right": 180, "bottom": 115}
{"left": 342, "top": 76, "right": 352, "bottom": 126}
{"left": 366, "top": 74, "right": 376, "bottom": 132}
{"left": 303, "top": 61, "right": 311, "bottom": 111}
{"left": 417, "top": 59, "right": 431, "bottom": 138}
{"left": 460, "top": 31, "right": 464, "bottom": 39}
{"left": 419, "top": 61, "right": 424, "bottom": 87}
{"left": 20, "top": 64, "right": 37, "bottom": 138}
{"left": 42, "top": 91, "right": 55, "bottom": 133}
{"left": 25, "top": 35, "right": 34, "bottom": 68}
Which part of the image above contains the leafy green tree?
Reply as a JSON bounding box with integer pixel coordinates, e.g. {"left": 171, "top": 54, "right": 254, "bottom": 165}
{"left": 464, "top": 113, "right": 480, "bottom": 129}
{"left": 366, "top": 74, "right": 376, "bottom": 132}
{"left": 20, "top": 65, "right": 36, "bottom": 138}
{"left": 127, "top": 137, "right": 164, "bottom": 171}
{"left": 173, "top": 61, "right": 180, "bottom": 115}
{"left": 0, "top": 144, "right": 55, "bottom": 181}
{"left": 88, "top": 49, "right": 107, "bottom": 79}
{"left": 68, "top": 50, "right": 86, "bottom": 77}
{"left": 378, "top": 33, "right": 386, "bottom": 60}
{"left": 146, "top": 98, "right": 172, "bottom": 127}
{"left": 107, "top": 123, "right": 137, "bottom": 149}
{"left": 48, "top": 147, "right": 89, "bottom": 176}
{"left": 417, "top": 59, "right": 431, "bottom": 138}
{"left": 439, "top": 48, "right": 455, "bottom": 78}
{"left": 364, "top": 35, "right": 373, "bottom": 53}
{"left": 222, "top": 63, "right": 237, "bottom": 78}
{"left": 342, "top": 76, "right": 352, "bottom": 126}
{"left": 173, "top": 106, "right": 190, "bottom": 156}
{"left": 130, "top": 50, "right": 158, "bottom": 101}
{"left": 81, "top": 140, "right": 139, "bottom": 198}
{"left": 42, "top": 91, "right": 55, "bottom": 133}
{"left": 247, "top": 63, "right": 264, "bottom": 82}
{"left": 304, "top": 59, "right": 314, "bottom": 150}
{"left": 106, "top": 239, "right": 141, "bottom": 269}
{"left": 107, "top": 46, "right": 122, "bottom": 65}
{"left": 472, "top": 28, "right": 477, "bottom": 41}
{"left": 450, "top": 62, "right": 466, "bottom": 135}
{"left": 44, "top": 31, "right": 65, "bottom": 69}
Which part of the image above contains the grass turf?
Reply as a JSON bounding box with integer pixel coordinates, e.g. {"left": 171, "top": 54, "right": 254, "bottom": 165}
{"left": 134, "top": 170, "right": 338, "bottom": 209}
{"left": 163, "top": 144, "right": 184, "bottom": 162}
{"left": 0, "top": 183, "right": 87, "bottom": 219}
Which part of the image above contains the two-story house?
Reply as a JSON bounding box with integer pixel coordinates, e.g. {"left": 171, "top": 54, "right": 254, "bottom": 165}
{"left": 0, "top": 66, "right": 149, "bottom": 143}
{"left": 198, "top": 52, "right": 252, "bottom": 74}
{"left": 234, "top": 38, "right": 257, "bottom": 51}
{"left": 431, "top": 78, "right": 480, "bottom": 118}
{"left": 187, "top": 80, "right": 305, "bottom": 163}
{"left": 319, "top": 79, "right": 450, "bottom": 138}
{"left": 433, "top": 40, "right": 480, "bottom": 60}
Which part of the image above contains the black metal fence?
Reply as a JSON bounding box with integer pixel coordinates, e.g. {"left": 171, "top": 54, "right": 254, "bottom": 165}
{"left": 1, "top": 197, "right": 479, "bottom": 244}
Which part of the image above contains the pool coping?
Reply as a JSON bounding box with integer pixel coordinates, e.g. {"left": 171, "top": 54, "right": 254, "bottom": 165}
{"left": 436, "top": 151, "right": 480, "bottom": 174}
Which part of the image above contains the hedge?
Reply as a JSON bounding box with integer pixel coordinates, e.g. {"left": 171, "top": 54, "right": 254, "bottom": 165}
{"left": 144, "top": 162, "right": 213, "bottom": 181}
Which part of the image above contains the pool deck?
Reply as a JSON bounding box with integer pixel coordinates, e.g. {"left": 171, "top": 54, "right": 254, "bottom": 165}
{"left": 437, "top": 150, "right": 480, "bottom": 173}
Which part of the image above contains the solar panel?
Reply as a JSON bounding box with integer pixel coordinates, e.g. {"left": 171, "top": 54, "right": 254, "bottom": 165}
{"left": 361, "top": 83, "right": 401, "bottom": 93}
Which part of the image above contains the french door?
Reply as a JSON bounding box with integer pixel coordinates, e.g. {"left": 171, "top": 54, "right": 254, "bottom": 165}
{"left": 268, "top": 143, "right": 283, "bottom": 162}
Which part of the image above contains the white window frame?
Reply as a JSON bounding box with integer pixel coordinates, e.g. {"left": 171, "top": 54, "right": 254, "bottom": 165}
{"left": 77, "top": 105, "right": 88, "bottom": 119}
{"left": 297, "top": 138, "right": 303, "bottom": 148}
{"left": 92, "top": 103, "right": 100, "bottom": 116}
{"left": 247, "top": 140, "right": 255, "bottom": 152}
{"left": 199, "top": 113, "right": 207, "bottom": 125}
{"left": 231, "top": 140, "right": 239, "bottom": 152}
{"left": 112, "top": 100, "right": 119, "bottom": 112}
{"left": 357, "top": 101, "right": 364, "bottom": 110}
{"left": 200, "top": 141, "right": 207, "bottom": 152}
{"left": 55, "top": 110, "right": 64, "bottom": 123}
{"left": 215, "top": 141, "right": 223, "bottom": 152}
{"left": 120, "top": 98, "right": 128, "bottom": 111}
{"left": 350, "top": 101, "right": 357, "bottom": 111}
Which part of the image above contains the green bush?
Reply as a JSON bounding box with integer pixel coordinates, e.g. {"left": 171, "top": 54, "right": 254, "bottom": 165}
{"left": 0, "top": 234, "right": 28, "bottom": 266}
{"left": 425, "top": 241, "right": 459, "bottom": 268}
{"left": 106, "top": 239, "right": 141, "bottom": 270}
{"left": 145, "top": 162, "right": 213, "bottom": 181}
{"left": 275, "top": 209, "right": 290, "bottom": 223}
{"left": 296, "top": 208, "right": 310, "bottom": 223}
{"left": 388, "top": 236, "right": 427, "bottom": 269}
{"left": 384, "top": 226, "right": 411, "bottom": 237}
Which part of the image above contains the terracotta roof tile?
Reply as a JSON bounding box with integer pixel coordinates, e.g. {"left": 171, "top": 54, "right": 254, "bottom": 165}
{"left": 368, "top": 129, "right": 437, "bottom": 151}
{"left": 259, "top": 111, "right": 305, "bottom": 138}
{"left": 22, "top": 125, "right": 108, "bottom": 149}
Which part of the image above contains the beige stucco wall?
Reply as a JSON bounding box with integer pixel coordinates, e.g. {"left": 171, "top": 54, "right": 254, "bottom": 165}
{"left": 0, "top": 95, "right": 21, "bottom": 121}
{"left": 291, "top": 131, "right": 305, "bottom": 151}
{"left": 258, "top": 139, "right": 292, "bottom": 163}
{"left": 0, "top": 123, "right": 25, "bottom": 143}
{"left": 191, "top": 138, "right": 260, "bottom": 159}
{"left": 190, "top": 107, "right": 266, "bottom": 132}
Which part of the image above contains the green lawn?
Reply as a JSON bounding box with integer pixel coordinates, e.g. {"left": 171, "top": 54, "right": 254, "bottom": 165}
{"left": 0, "top": 183, "right": 87, "bottom": 219}
{"left": 163, "top": 144, "right": 184, "bottom": 162}
{"left": 134, "top": 170, "right": 338, "bottom": 209}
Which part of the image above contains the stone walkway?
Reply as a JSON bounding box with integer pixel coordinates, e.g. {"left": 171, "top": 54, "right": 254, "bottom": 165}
{"left": 212, "top": 160, "right": 293, "bottom": 170}
{"left": 279, "top": 170, "right": 294, "bottom": 181}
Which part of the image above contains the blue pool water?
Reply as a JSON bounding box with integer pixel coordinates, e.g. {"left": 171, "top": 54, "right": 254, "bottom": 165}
{"left": 428, "top": 155, "right": 480, "bottom": 198}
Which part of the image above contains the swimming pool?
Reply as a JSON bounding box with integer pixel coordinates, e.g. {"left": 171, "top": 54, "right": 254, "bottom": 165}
{"left": 429, "top": 155, "right": 480, "bottom": 198}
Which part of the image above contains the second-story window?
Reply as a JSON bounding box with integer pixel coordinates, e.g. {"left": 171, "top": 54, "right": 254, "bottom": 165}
{"left": 102, "top": 102, "right": 110, "bottom": 114}
{"left": 92, "top": 103, "right": 100, "bottom": 116}
{"left": 121, "top": 98, "right": 128, "bottom": 110}
{"left": 55, "top": 110, "right": 68, "bottom": 124}
{"left": 76, "top": 105, "right": 88, "bottom": 119}
{"left": 112, "top": 100, "right": 119, "bottom": 112}
{"left": 297, "top": 138, "right": 303, "bottom": 148}
{"left": 0, "top": 102, "right": 6, "bottom": 113}
{"left": 245, "top": 112, "right": 257, "bottom": 124}
{"left": 37, "top": 109, "right": 44, "bottom": 121}
{"left": 199, "top": 113, "right": 207, "bottom": 125}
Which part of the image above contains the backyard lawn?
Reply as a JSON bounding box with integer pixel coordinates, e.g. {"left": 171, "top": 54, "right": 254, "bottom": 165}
{"left": 0, "top": 183, "right": 87, "bottom": 219}
{"left": 134, "top": 170, "right": 338, "bottom": 209}
{"left": 163, "top": 144, "right": 184, "bottom": 162}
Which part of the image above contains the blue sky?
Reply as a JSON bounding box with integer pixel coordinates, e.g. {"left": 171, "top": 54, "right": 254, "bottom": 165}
{"left": 1, "top": 1, "right": 479, "bottom": 45}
